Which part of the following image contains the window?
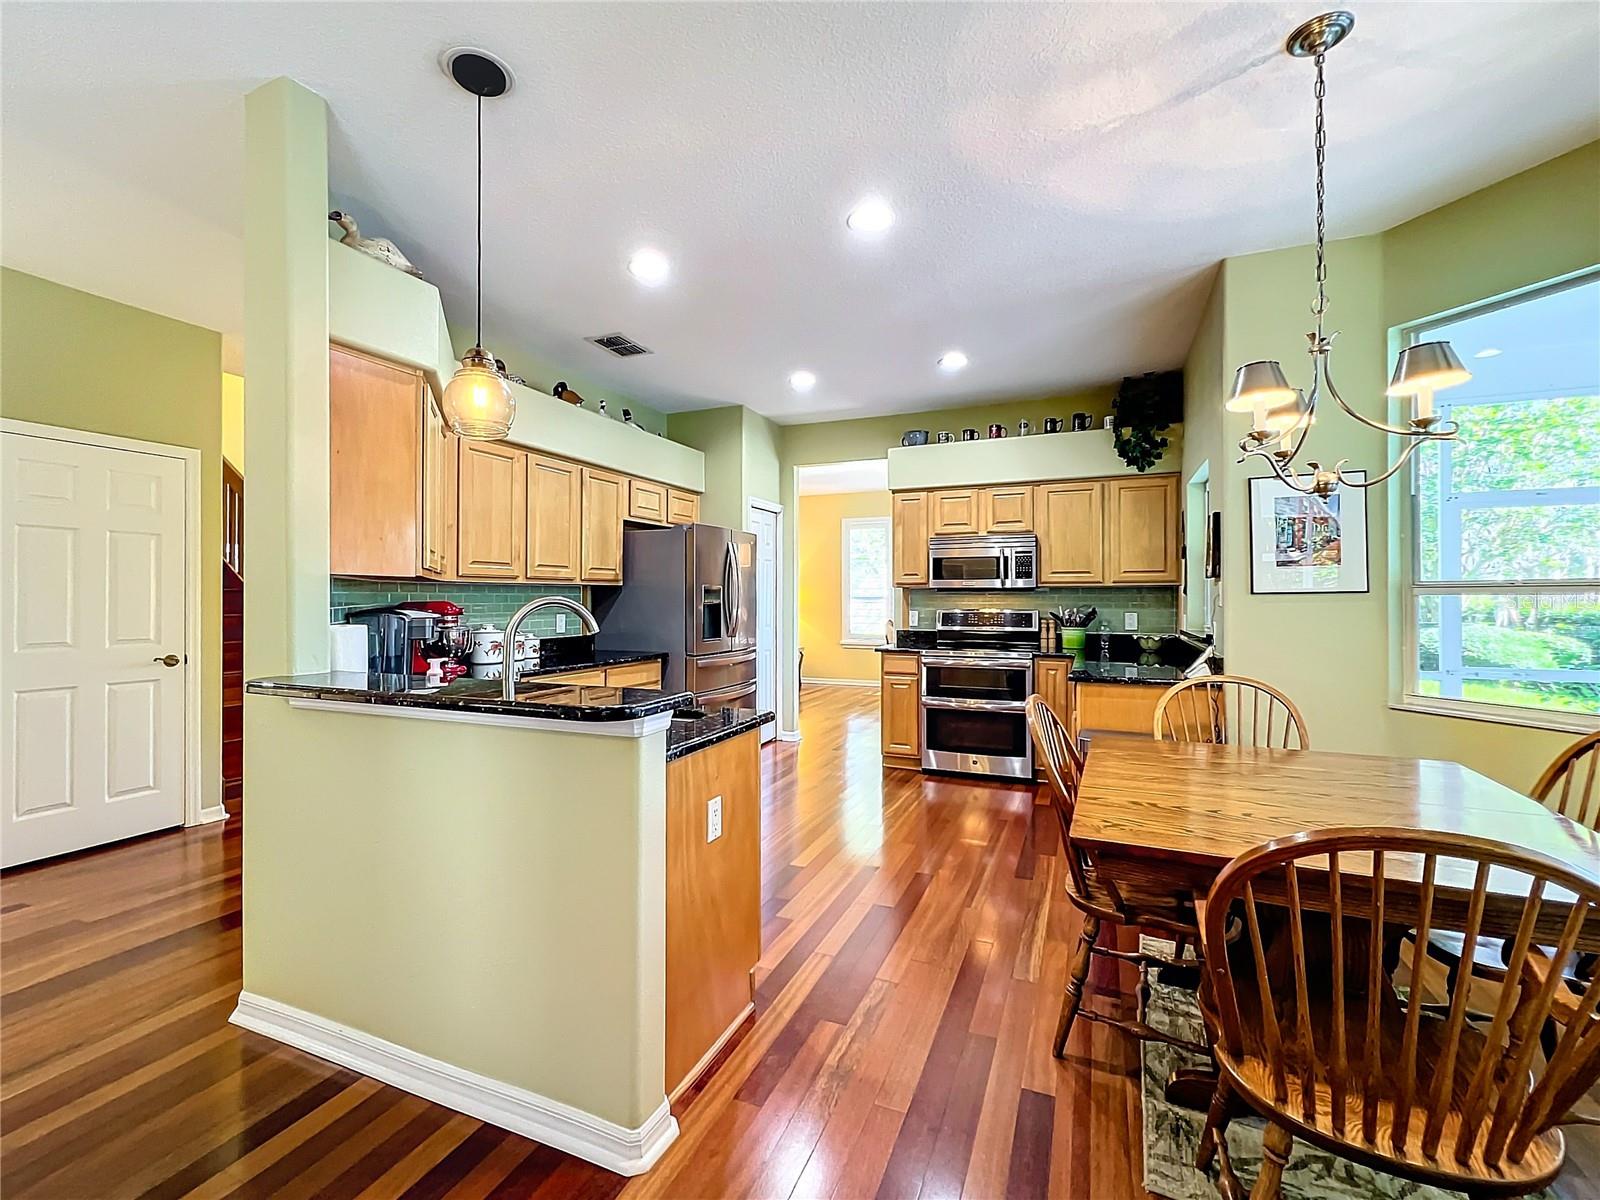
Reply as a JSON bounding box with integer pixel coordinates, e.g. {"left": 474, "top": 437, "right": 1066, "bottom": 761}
{"left": 1405, "top": 272, "right": 1600, "bottom": 729}
{"left": 841, "top": 517, "right": 892, "bottom": 645}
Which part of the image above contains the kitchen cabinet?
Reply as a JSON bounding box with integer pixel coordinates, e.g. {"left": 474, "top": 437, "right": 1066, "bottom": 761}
{"left": 328, "top": 345, "right": 425, "bottom": 578}
{"left": 1034, "top": 656, "right": 1073, "bottom": 779}
{"left": 420, "top": 384, "right": 454, "bottom": 576}
{"left": 457, "top": 440, "right": 526, "bottom": 579}
{"left": 535, "top": 668, "right": 607, "bottom": 686}
{"left": 667, "top": 489, "right": 700, "bottom": 526}
{"left": 881, "top": 652, "right": 921, "bottom": 763}
{"left": 1105, "top": 474, "right": 1180, "bottom": 583}
{"left": 929, "top": 488, "right": 981, "bottom": 535}
{"left": 603, "top": 660, "right": 663, "bottom": 689}
{"left": 627, "top": 478, "right": 669, "bottom": 526}
{"left": 580, "top": 466, "right": 627, "bottom": 584}
{"left": 526, "top": 453, "right": 581, "bottom": 582}
{"left": 981, "top": 485, "right": 1034, "bottom": 533}
{"left": 1073, "top": 681, "right": 1163, "bottom": 738}
{"left": 891, "top": 492, "right": 929, "bottom": 586}
{"left": 1035, "top": 481, "right": 1105, "bottom": 584}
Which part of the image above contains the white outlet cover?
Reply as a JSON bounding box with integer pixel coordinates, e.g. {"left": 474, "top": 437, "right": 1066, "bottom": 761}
{"left": 909, "top": 611, "right": 919, "bottom": 627}
{"left": 556, "top": 613, "right": 568, "bottom": 633}
{"left": 1124, "top": 612, "right": 1138, "bottom": 630}
{"left": 707, "top": 795, "right": 723, "bottom": 843}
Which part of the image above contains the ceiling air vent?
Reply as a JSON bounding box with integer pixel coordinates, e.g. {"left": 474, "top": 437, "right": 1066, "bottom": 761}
{"left": 586, "top": 332, "right": 652, "bottom": 358}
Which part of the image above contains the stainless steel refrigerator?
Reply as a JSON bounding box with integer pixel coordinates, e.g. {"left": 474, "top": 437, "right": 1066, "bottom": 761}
{"left": 593, "top": 523, "right": 757, "bottom": 709}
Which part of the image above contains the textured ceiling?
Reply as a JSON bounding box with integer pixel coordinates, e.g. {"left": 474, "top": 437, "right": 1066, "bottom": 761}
{"left": 4, "top": 2, "right": 1597, "bottom": 421}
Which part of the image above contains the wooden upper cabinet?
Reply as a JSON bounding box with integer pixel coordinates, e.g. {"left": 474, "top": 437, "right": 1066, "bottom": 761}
{"left": 667, "top": 489, "right": 700, "bottom": 526}
{"left": 1104, "top": 474, "right": 1180, "bottom": 584}
{"left": 891, "top": 492, "right": 929, "bottom": 586}
{"left": 929, "top": 488, "right": 981, "bottom": 535}
{"left": 580, "top": 466, "right": 626, "bottom": 584}
{"left": 1036, "top": 481, "right": 1104, "bottom": 584}
{"left": 457, "top": 440, "right": 525, "bottom": 579}
{"left": 419, "top": 384, "right": 454, "bottom": 577}
{"left": 526, "top": 453, "right": 581, "bottom": 582}
{"left": 627, "top": 478, "right": 669, "bottom": 526}
{"left": 981, "top": 485, "right": 1034, "bottom": 533}
{"left": 329, "top": 345, "right": 424, "bottom": 578}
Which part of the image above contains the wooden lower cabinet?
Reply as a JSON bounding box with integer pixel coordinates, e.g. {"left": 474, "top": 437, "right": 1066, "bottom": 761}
{"left": 456, "top": 439, "right": 525, "bottom": 579}
{"left": 881, "top": 653, "right": 921, "bottom": 765}
{"left": 665, "top": 730, "right": 761, "bottom": 1097}
{"left": 602, "top": 660, "right": 662, "bottom": 689}
{"left": 579, "top": 467, "right": 626, "bottom": 583}
{"left": 1034, "top": 656, "right": 1074, "bottom": 779}
{"left": 1073, "top": 682, "right": 1163, "bottom": 738}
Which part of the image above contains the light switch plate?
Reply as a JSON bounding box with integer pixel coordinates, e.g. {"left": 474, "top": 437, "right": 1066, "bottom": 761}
{"left": 707, "top": 795, "right": 723, "bottom": 843}
{"left": 1124, "top": 612, "right": 1138, "bottom": 631}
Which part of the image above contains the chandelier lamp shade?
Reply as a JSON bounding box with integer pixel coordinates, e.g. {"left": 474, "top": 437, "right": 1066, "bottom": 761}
{"left": 1230, "top": 12, "right": 1467, "bottom": 498}
{"left": 440, "top": 49, "right": 516, "bottom": 441}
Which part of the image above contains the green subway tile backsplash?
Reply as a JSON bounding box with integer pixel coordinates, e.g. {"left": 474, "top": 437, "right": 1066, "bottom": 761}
{"left": 330, "top": 578, "right": 586, "bottom": 636}
{"left": 904, "top": 587, "right": 1179, "bottom": 634}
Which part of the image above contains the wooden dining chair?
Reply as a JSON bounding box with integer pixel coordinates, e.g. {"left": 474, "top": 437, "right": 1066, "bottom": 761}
{"left": 1197, "top": 827, "right": 1600, "bottom": 1200}
{"left": 1533, "top": 731, "right": 1600, "bottom": 829}
{"left": 1153, "top": 675, "right": 1309, "bottom": 750}
{"left": 1025, "top": 695, "right": 1207, "bottom": 1059}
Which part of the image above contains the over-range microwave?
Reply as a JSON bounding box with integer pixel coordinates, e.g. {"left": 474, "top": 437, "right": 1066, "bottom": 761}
{"left": 927, "top": 533, "right": 1038, "bottom": 590}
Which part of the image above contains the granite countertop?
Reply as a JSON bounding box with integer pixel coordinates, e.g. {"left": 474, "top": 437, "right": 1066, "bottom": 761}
{"left": 1068, "top": 659, "right": 1186, "bottom": 685}
{"left": 516, "top": 649, "right": 666, "bottom": 679}
{"left": 246, "top": 671, "right": 691, "bottom": 723}
{"left": 666, "top": 706, "right": 774, "bottom": 762}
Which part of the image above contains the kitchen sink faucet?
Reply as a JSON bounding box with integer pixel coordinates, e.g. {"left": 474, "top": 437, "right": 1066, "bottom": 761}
{"left": 501, "top": 596, "right": 602, "bottom": 701}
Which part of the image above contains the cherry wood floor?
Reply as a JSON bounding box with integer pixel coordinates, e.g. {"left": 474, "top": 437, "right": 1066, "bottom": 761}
{"left": 5, "top": 684, "right": 1591, "bottom": 1198}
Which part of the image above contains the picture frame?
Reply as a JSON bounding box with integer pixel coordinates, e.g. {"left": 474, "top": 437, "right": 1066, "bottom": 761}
{"left": 1204, "top": 510, "right": 1222, "bottom": 580}
{"left": 1248, "top": 470, "right": 1369, "bottom": 594}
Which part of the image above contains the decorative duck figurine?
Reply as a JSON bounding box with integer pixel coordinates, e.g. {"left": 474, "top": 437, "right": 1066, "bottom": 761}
{"left": 327, "top": 210, "right": 423, "bottom": 278}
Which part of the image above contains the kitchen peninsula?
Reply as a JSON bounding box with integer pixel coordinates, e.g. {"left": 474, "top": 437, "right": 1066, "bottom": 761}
{"left": 239, "top": 669, "right": 770, "bottom": 1175}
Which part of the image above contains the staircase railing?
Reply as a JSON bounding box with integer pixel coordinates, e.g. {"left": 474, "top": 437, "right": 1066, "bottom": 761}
{"left": 223, "top": 459, "right": 243, "bottom": 577}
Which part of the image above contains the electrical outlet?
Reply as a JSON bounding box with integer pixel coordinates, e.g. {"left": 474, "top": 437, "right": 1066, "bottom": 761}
{"left": 706, "top": 796, "right": 723, "bottom": 843}
{"left": 556, "top": 613, "right": 569, "bottom": 634}
{"left": 1124, "top": 612, "right": 1138, "bottom": 631}
{"left": 909, "top": 610, "right": 920, "bottom": 627}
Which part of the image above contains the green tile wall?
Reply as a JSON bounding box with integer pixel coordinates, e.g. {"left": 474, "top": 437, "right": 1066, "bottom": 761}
{"left": 905, "top": 587, "right": 1180, "bottom": 634}
{"left": 330, "top": 578, "right": 586, "bottom": 636}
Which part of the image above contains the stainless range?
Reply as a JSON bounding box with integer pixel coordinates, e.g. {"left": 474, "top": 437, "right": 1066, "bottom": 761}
{"left": 920, "top": 609, "right": 1038, "bottom": 779}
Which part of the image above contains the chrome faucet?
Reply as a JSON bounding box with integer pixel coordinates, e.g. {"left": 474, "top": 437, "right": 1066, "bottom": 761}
{"left": 501, "top": 596, "right": 602, "bottom": 700}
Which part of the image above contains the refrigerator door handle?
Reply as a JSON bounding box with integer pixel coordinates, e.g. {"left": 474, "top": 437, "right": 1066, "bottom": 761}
{"left": 723, "top": 541, "right": 739, "bottom": 638}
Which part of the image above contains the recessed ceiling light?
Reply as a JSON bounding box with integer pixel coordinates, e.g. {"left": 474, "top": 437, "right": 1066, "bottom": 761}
{"left": 937, "top": 350, "right": 969, "bottom": 373}
{"left": 845, "top": 196, "right": 895, "bottom": 236}
{"left": 1473, "top": 347, "right": 1502, "bottom": 358}
{"left": 789, "top": 370, "right": 817, "bottom": 393}
{"left": 627, "top": 247, "right": 671, "bottom": 286}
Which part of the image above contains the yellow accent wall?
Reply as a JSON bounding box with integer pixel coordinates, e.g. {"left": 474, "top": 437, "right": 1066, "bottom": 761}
{"left": 222, "top": 371, "right": 245, "bottom": 470}
{"left": 798, "top": 490, "right": 892, "bottom": 683}
{"left": 0, "top": 266, "right": 224, "bottom": 819}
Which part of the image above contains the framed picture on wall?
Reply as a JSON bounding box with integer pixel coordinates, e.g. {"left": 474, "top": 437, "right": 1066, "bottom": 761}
{"left": 1248, "top": 470, "right": 1369, "bottom": 594}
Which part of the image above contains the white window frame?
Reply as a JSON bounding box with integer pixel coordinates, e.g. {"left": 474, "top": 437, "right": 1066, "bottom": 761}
{"left": 1397, "top": 271, "right": 1600, "bottom": 734}
{"left": 840, "top": 516, "right": 894, "bottom": 647}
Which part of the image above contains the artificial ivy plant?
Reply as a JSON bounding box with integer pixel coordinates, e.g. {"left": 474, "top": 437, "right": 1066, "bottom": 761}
{"left": 1111, "top": 370, "right": 1184, "bottom": 472}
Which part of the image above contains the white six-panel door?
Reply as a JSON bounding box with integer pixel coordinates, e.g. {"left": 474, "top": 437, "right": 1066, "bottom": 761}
{"left": 2, "top": 431, "right": 188, "bottom": 867}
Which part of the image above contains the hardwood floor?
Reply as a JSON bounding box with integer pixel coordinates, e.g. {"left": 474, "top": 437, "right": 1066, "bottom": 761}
{"left": 5, "top": 684, "right": 1591, "bottom": 1198}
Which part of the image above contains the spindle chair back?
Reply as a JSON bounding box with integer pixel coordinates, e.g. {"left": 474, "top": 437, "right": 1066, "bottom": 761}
{"left": 1533, "top": 731, "right": 1600, "bottom": 831}
{"left": 1154, "top": 674, "right": 1309, "bottom": 750}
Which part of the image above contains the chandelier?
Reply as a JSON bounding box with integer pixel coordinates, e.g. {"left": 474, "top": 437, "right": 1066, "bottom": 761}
{"left": 1228, "top": 11, "right": 1468, "bottom": 498}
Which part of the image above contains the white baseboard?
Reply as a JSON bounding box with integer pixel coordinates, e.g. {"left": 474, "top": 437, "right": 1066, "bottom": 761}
{"left": 189, "top": 803, "right": 230, "bottom": 827}
{"left": 777, "top": 729, "right": 802, "bottom": 742}
{"left": 230, "top": 991, "right": 678, "bottom": 1176}
{"left": 800, "top": 677, "right": 877, "bottom": 688}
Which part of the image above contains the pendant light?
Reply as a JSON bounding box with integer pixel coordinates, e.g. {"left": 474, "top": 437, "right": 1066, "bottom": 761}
{"left": 440, "top": 49, "right": 515, "bottom": 440}
{"left": 1229, "top": 12, "right": 1468, "bottom": 498}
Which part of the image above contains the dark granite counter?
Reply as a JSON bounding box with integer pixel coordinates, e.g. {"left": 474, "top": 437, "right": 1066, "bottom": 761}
{"left": 1068, "top": 660, "right": 1186, "bottom": 685}
{"left": 666, "top": 707, "right": 774, "bottom": 762}
{"left": 246, "top": 671, "right": 691, "bottom": 723}
{"left": 515, "top": 649, "right": 667, "bottom": 679}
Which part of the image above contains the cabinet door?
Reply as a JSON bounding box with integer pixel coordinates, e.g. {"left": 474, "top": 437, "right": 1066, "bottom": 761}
{"left": 1105, "top": 475, "right": 1180, "bottom": 584}
{"left": 981, "top": 485, "right": 1034, "bottom": 533}
{"left": 1034, "top": 657, "right": 1074, "bottom": 779}
{"left": 628, "top": 478, "right": 669, "bottom": 525}
{"left": 329, "top": 345, "right": 423, "bottom": 577}
{"left": 667, "top": 489, "right": 700, "bottom": 526}
{"left": 606, "top": 661, "right": 662, "bottom": 689}
{"left": 419, "top": 384, "right": 454, "bottom": 576}
{"left": 881, "top": 673, "right": 921, "bottom": 757}
{"left": 526, "top": 453, "right": 581, "bottom": 582}
{"left": 1035, "top": 481, "right": 1104, "bottom": 584}
{"left": 581, "top": 467, "right": 626, "bottom": 583}
{"left": 929, "top": 488, "right": 981, "bottom": 534}
{"left": 891, "top": 492, "right": 929, "bottom": 586}
{"left": 457, "top": 440, "right": 525, "bottom": 579}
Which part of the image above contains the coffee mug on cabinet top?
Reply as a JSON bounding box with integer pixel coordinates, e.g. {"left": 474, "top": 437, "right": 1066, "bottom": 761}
{"left": 936, "top": 431, "right": 954, "bottom": 443}
{"left": 1104, "top": 415, "right": 1115, "bottom": 429}
{"left": 987, "top": 423, "right": 1007, "bottom": 438}
{"left": 1042, "top": 417, "right": 1064, "bottom": 433}
{"left": 1071, "top": 412, "right": 1092, "bottom": 431}
{"left": 961, "top": 428, "right": 979, "bottom": 441}
{"left": 1017, "top": 419, "right": 1032, "bottom": 436}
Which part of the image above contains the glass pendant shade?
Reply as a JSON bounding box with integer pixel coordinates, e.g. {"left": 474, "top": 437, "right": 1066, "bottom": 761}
{"left": 442, "top": 347, "right": 515, "bottom": 439}
{"left": 1225, "top": 360, "right": 1298, "bottom": 412}
{"left": 1386, "top": 341, "right": 1471, "bottom": 397}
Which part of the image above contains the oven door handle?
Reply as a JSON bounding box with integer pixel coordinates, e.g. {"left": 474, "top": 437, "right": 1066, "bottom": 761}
{"left": 920, "top": 696, "right": 1027, "bottom": 713}
{"left": 921, "top": 656, "right": 1034, "bottom": 670}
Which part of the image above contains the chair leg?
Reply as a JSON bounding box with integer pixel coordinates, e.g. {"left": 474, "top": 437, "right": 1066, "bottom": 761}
{"left": 1196, "top": 1075, "right": 1233, "bottom": 1172}
{"left": 1250, "top": 1121, "right": 1293, "bottom": 1200}
{"left": 1054, "top": 914, "right": 1101, "bottom": 1059}
{"left": 1172, "top": 931, "right": 1190, "bottom": 961}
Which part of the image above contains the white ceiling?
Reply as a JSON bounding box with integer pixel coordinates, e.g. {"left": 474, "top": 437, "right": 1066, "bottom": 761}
{"left": 4, "top": 2, "right": 1596, "bottom": 421}
{"left": 797, "top": 459, "right": 890, "bottom": 496}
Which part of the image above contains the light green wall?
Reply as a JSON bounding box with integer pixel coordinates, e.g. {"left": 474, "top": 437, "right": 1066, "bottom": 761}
{"left": 1, "top": 267, "right": 225, "bottom": 819}
{"left": 741, "top": 408, "right": 781, "bottom": 508}
{"left": 1182, "top": 142, "right": 1600, "bottom": 791}
{"left": 245, "top": 701, "right": 668, "bottom": 1129}
{"left": 667, "top": 405, "right": 745, "bottom": 528}
{"left": 1180, "top": 269, "right": 1224, "bottom": 632}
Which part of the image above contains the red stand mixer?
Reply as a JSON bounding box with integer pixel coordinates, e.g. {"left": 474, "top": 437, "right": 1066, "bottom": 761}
{"left": 400, "top": 601, "right": 471, "bottom": 683}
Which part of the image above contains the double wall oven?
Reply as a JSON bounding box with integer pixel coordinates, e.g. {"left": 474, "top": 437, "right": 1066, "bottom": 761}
{"left": 920, "top": 609, "right": 1038, "bottom": 779}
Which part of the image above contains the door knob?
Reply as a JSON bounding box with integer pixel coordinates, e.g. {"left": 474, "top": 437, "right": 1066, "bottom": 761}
{"left": 153, "top": 654, "right": 181, "bottom": 668}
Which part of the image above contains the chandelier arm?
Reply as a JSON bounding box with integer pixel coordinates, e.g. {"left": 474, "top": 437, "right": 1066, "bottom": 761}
{"left": 1333, "top": 435, "right": 1428, "bottom": 490}
{"left": 1235, "top": 439, "right": 1322, "bottom": 494}
{"left": 1322, "top": 351, "right": 1460, "bottom": 439}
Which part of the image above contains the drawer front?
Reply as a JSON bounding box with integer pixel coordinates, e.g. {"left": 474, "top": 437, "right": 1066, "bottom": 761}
{"left": 667, "top": 489, "right": 700, "bottom": 526}
{"left": 628, "top": 478, "right": 669, "bottom": 525}
{"left": 881, "top": 652, "right": 919, "bottom": 677}
{"left": 537, "top": 668, "right": 608, "bottom": 686}
{"left": 687, "top": 650, "right": 757, "bottom": 695}
{"left": 606, "top": 660, "right": 663, "bottom": 689}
